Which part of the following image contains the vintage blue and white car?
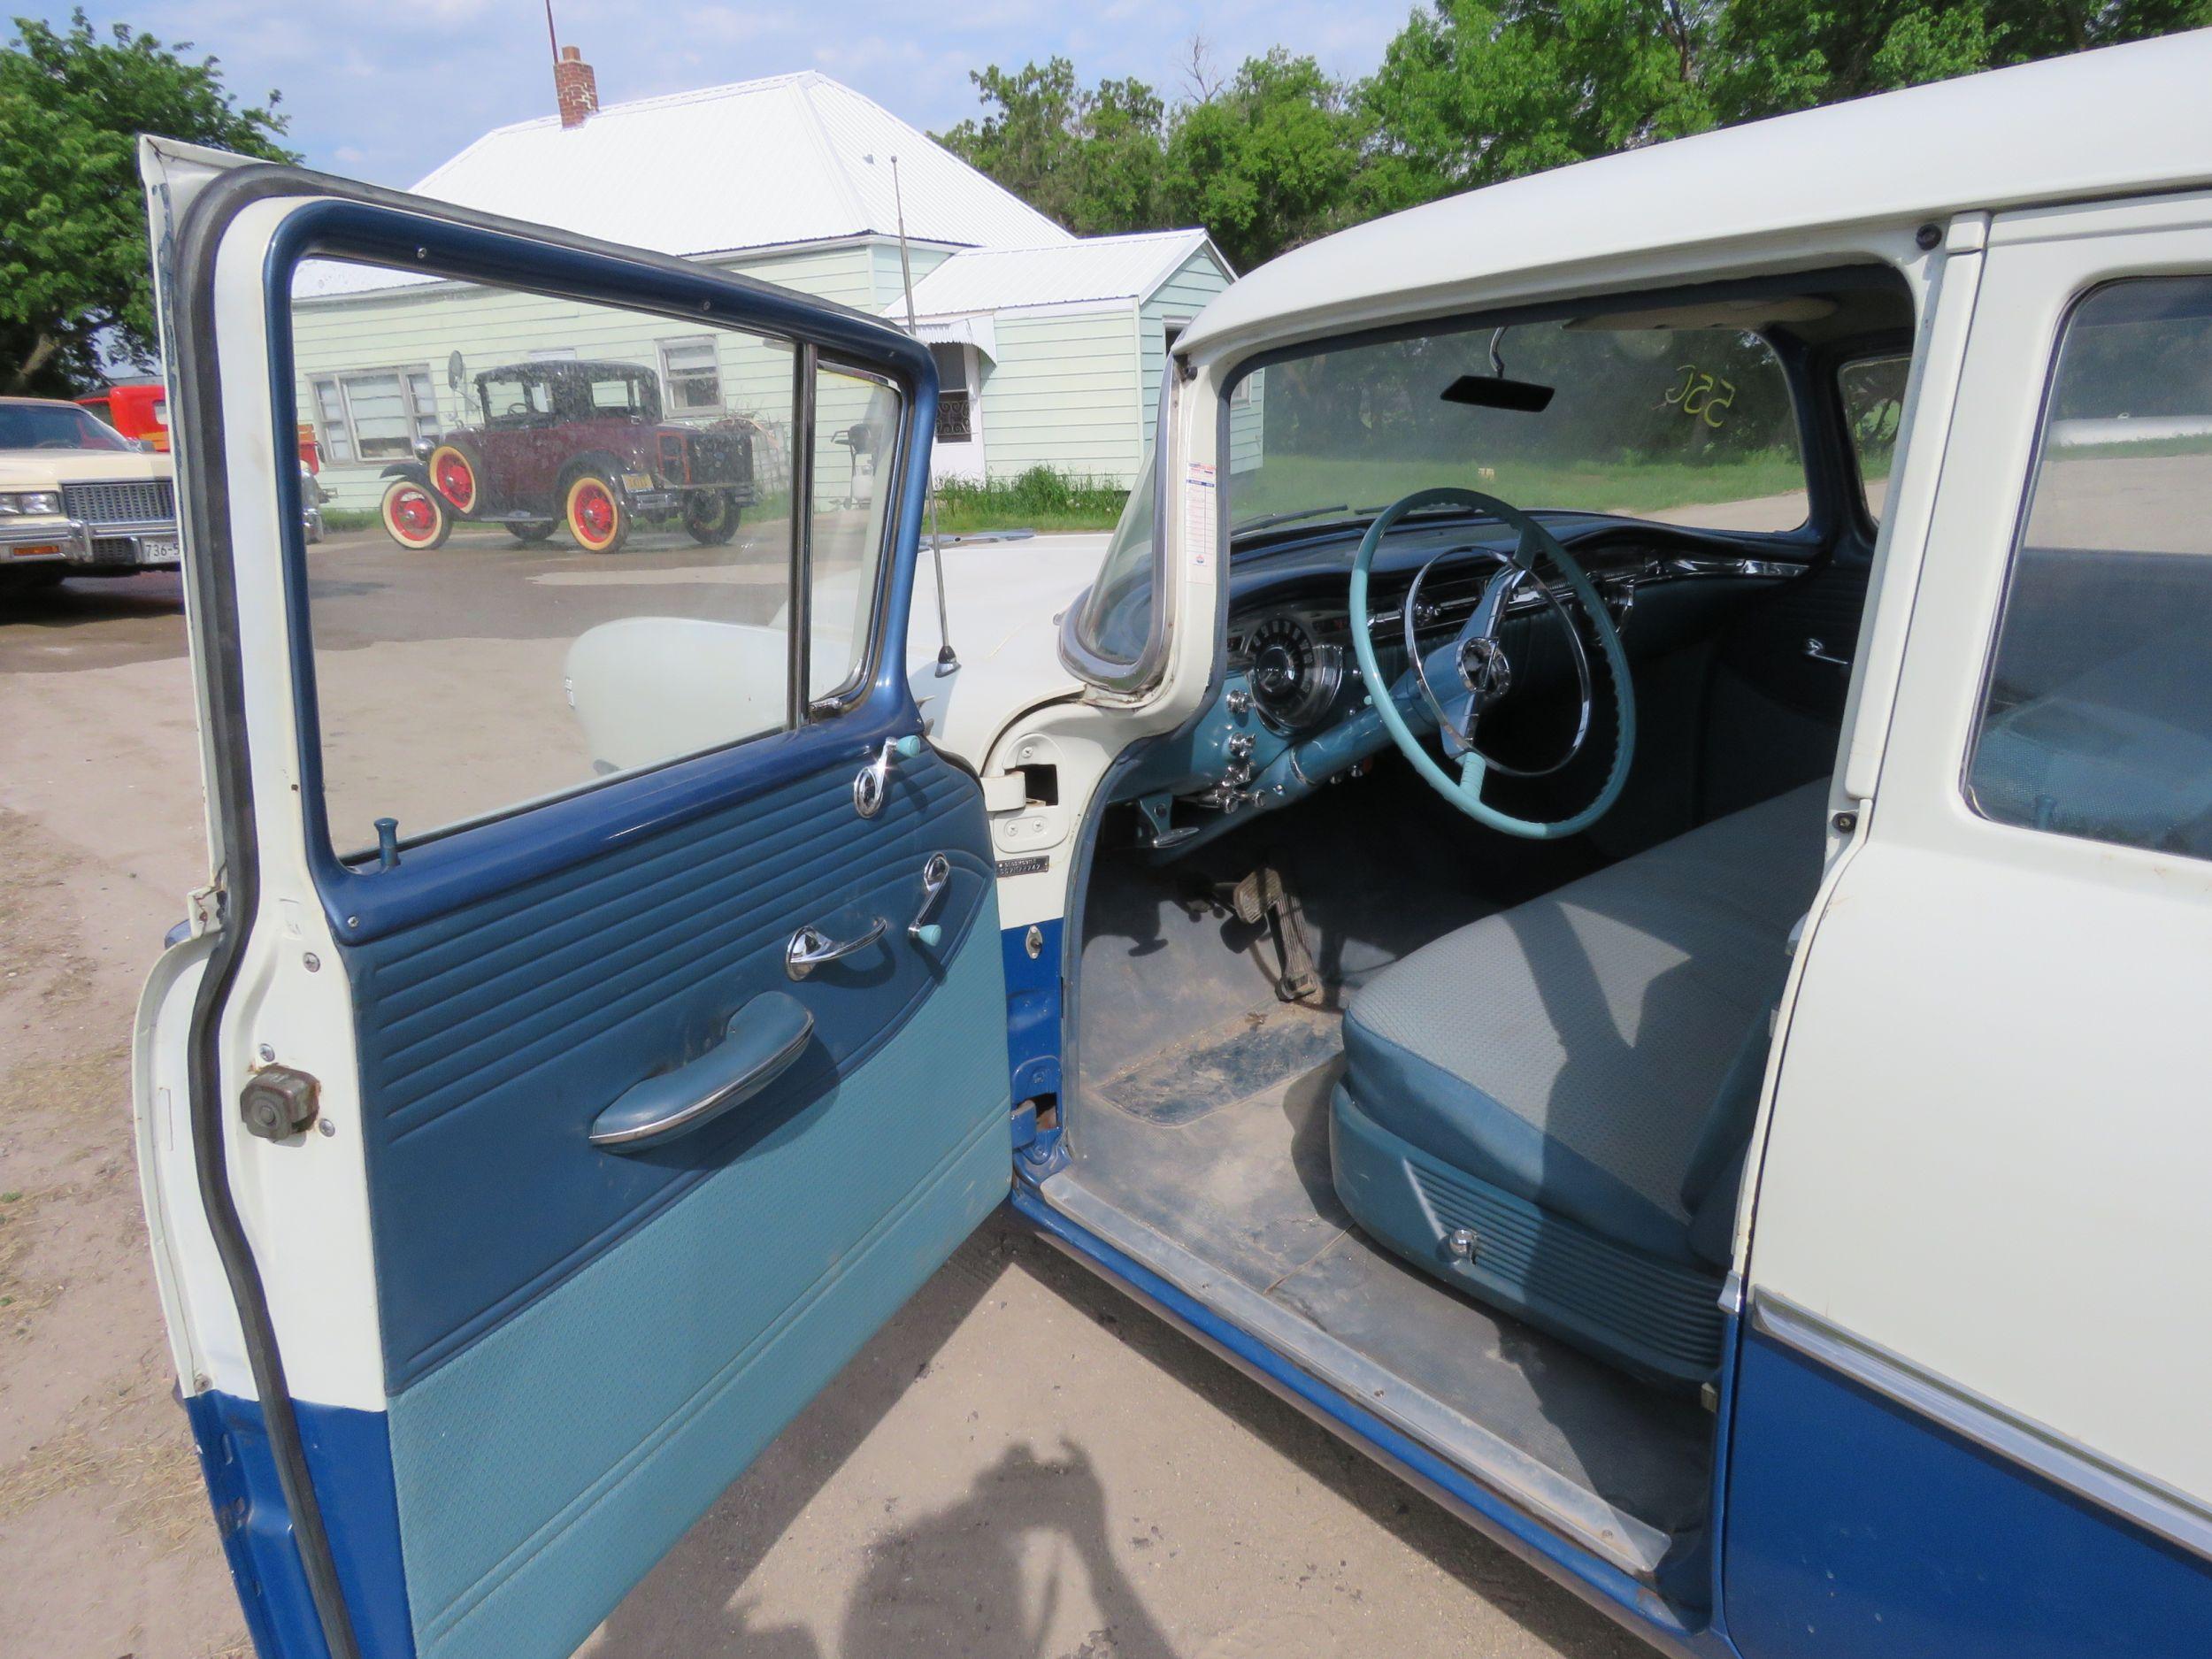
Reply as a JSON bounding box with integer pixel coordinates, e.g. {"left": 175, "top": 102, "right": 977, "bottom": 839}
{"left": 133, "top": 32, "right": 2212, "bottom": 1659}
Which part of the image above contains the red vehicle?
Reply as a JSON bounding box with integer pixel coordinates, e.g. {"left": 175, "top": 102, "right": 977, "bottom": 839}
{"left": 81, "top": 381, "right": 320, "bottom": 470}
{"left": 379, "top": 359, "right": 755, "bottom": 554}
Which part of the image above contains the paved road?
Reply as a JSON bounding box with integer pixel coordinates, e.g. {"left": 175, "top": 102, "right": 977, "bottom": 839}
{"left": 0, "top": 538, "right": 1640, "bottom": 1659}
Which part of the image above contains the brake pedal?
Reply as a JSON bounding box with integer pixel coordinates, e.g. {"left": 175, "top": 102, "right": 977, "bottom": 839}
{"left": 1224, "top": 867, "right": 1321, "bottom": 1003}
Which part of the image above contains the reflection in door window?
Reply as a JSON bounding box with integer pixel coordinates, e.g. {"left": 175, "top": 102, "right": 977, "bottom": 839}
{"left": 810, "top": 366, "right": 902, "bottom": 699}
{"left": 287, "top": 257, "right": 897, "bottom": 857}
{"left": 1967, "top": 276, "right": 2212, "bottom": 861}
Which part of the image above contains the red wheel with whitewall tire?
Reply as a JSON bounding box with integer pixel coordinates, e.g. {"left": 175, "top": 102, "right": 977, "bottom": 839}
{"left": 426, "top": 444, "right": 478, "bottom": 513}
{"left": 380, "top": 479, "right": 451, "bottom": 550}
{"left": 565, "top": 472, "right": 630, "bottom": 555}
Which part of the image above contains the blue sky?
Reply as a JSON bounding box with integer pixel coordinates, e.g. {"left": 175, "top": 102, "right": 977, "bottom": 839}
{"left": 65, "top": 1, "right": 1417, "bottom": 188}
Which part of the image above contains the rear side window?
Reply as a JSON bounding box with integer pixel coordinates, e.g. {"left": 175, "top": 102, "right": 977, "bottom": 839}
{"left": 1966, "top": 276, "right": 2212, "bottom": 860}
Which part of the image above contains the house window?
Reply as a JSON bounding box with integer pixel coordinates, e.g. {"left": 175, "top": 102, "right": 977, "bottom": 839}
{"left": 309, "top": 366, "right": 439, "bottom": 464}
{"left": 928, "top": 343, "right": 972, "bottom": 443}
{"left": 659, "top": 336, "right": 723, "bottom": 414}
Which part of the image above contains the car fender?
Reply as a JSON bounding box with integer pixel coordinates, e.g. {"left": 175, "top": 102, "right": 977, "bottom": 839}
{"left": 377, "top": 459, "right": 432, "bottom": 489}
{"left": 554, "top": 449, "right": 634, "bottom": 500}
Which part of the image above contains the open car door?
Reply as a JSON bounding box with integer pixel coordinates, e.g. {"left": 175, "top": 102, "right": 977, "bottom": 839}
{"left": 133, "top": 140, "right": 1011, "bottom": 1659}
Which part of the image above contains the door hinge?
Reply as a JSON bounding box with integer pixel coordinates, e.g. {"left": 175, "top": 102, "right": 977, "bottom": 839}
{"left": 241, "top": 1064, "right": 321, "bottom": 1141}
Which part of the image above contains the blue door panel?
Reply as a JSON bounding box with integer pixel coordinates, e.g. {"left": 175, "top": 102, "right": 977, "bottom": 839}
{"left": 1724, "top": 1327, "right": 2212, "bottom": 1658}
{"left": 387, "top": 910, "right": 1010, "bottom": 1659}
{"left": 343, "top": 748, "right": 995, "bottom": 1388}
{"left": 185, "top": 1391, "right": 416, "bottom": 1659}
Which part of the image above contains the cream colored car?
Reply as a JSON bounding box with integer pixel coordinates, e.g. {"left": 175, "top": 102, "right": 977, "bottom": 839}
{"left": 0, "top": 396, "right": 178, "bottom": 593}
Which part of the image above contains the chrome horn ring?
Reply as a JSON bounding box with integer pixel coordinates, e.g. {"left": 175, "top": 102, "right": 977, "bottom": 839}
{"left": 1402, "top": 544, "right": 1596, "bottom": 780}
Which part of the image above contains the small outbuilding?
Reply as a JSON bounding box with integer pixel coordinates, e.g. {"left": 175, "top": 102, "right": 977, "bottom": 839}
{"left": 887, "top": 229, "right": 1234, "bottom": 487}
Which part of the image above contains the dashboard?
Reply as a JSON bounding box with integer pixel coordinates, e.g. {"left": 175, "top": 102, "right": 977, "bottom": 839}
{"left": 1116, "top": 512, "right": 1809, "bottom": 854}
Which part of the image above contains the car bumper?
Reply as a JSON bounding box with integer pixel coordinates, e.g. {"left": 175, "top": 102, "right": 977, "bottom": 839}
{"left": 0, "top": 518, "right": 181, "bottom": 567}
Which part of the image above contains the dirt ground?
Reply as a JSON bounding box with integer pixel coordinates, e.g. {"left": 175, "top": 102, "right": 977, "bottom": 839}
{"left": 0, "top": 530, "right": 1640, "bottom": 1659}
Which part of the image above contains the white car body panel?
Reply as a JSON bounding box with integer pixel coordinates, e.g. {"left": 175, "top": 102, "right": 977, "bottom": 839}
{"left": 1748, "top": 187, "right": 2212, "bottom": 1517}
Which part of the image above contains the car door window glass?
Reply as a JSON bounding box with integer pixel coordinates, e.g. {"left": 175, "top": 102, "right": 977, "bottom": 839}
{"left": 1966, "top": 275, "right": 2212, "bottom": 860}
{"left": 1839, "top": 354, "right": 1909, "bottom": 523}
{"left": 809, "top": 365, "right": 902, "bottom": 699}
{"left": 288, "top": 257, "right": 899, "bottom": 857}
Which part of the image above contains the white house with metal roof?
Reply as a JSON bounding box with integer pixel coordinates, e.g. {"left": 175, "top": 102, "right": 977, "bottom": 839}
{"left": 888, "top": 228, "right": 1233, "bottom": 484}
{"left": 288, "top": 57, "right": 1231, "bottom": 510}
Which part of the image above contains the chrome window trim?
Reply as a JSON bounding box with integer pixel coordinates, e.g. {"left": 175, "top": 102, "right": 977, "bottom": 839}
{"left": 807, "top": 354, "right": 910, "bottom": 716}
{"left": 1058, "top": 373, "right": 1175, "bottom": 695}
{"left": 1752, "top": 1289, "right": 2212, "bottom": 1565}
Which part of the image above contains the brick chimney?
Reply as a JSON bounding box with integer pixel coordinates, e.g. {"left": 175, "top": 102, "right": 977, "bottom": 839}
{"left": 555, "top": 45, "right": 598, "bottom": 128}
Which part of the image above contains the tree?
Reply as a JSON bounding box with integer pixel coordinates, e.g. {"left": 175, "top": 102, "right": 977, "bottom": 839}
{"left": 1164, "top": 51, "right": 1371, "bottom": 271}
{"left": 1364, "top": 0, "right": 2212, "bottom": 213}
{"left": 936, "top": 59, "right": 1168, "bottom": 236}
{"left": 0, "top": 10, "right": 296, "bottom": 395}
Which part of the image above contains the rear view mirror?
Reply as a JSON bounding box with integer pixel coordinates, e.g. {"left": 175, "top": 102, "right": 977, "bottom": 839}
{"left": 1441, "top": 373, "right": 1555, "bottom": 413}
{"left": 1443, "top": 323, "right": 1555, "bottom": 413}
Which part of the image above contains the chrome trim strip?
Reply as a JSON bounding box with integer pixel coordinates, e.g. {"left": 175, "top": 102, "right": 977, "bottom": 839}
{"left": 1751, "top": 1289, "right": 2212, "bottom": 1565}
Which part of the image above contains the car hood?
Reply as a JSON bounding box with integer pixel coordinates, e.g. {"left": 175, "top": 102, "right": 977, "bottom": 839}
{"left": 906, "top": 534, "right": 1105, "bottom": 766}
{"left": 0, "top": 449, "right": 173, "bottom": 488}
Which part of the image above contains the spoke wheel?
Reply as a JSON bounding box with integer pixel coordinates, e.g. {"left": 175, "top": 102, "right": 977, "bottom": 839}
{"left": 426, "top": 444, "right": 479, "bottom": 513}
{"left": 682, "top": 489, "right": 740, "bottom": 546}
{"left": 380, "top": 480, "right": 451, "bottom": 550}
{"left": 565, "top": 472, "right": 629, "bottom": 555}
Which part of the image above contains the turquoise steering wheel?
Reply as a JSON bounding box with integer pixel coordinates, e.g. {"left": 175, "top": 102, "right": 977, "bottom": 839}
{"left": 1348, "top": 487, "right": 1635, "bottom": 840}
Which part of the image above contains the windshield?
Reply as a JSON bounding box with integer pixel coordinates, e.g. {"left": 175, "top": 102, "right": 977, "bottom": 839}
{"left": 1229, "top": 318, "right": 1805, "bottom": 541}
{"left": 1070, "top": 445, "right": 1158, "bottom": 666}
{"left": 0, "top": 403, "right": 132, "bottom": 451}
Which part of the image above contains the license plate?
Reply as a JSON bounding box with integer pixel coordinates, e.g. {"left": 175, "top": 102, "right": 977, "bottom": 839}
{"left": 619, "top": 473, "right": 652, "bottom": 492}
{"left": 139, "top": 538, "right": 179, "bottom": 563}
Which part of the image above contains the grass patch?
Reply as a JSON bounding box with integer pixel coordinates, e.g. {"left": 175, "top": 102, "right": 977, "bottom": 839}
{"left": 931, "top": 466, "right": 1127, "bottom": 535}
{"left": 320, "top": 509, "right": 380, "bottom": 532}
{"left": 1230, "top": 449, "right": 1810, "bottom": 525}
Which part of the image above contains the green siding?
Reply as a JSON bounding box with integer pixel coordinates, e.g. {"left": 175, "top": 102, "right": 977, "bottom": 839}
{"left": 291, "top": 243, "right": 885, "bottom": 511}
{"left": 977, "top": 306, "right": 1143, "bottom": 485}
{"left": 1136, "top": 248, "right": 1233, "bottom": 462}
{"left": 869, "top": 242, "right": 954, "bottom": 316}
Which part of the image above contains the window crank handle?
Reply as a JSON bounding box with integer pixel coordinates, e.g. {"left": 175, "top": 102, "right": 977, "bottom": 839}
{"left": 909, "top": 853, "right": 950, "bottom": 947}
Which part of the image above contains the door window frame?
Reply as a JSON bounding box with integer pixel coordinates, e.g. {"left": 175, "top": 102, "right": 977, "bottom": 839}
{"left": 253, "top": 197, "right": 933, "bottom": 943}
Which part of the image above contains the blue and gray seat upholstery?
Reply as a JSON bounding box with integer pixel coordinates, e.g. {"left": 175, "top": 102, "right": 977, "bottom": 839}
{"left": 1333, "top": 781, "right": 1828, "bottom": 1386}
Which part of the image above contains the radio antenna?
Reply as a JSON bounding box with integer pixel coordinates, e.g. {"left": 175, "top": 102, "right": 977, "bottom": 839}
{"left": 887, "top": 153, "right": 957, "bottom": 676}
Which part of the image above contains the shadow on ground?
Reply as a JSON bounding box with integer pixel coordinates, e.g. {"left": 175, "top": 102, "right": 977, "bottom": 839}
{"left": 590, "top": 1213, "right": 1641, "bottom": 1659}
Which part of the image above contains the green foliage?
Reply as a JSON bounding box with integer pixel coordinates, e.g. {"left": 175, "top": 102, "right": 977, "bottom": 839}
{"left": 0, "top": 9, "right": 296, "bottom": 394}
{"left": 1162, "top": 51, "right": 1372, "bottom": 272}
{"left": 943, "top": 5, "right": 2211, "bottom": 270}
{"left": 931, "top": 465, "right": 1128, "bottom": 533}
{"left": 936, "top": 59, "right": 1169, "bottom": 236}
{"left": 938, "top": 50, "right": 1370, "bottom": 271}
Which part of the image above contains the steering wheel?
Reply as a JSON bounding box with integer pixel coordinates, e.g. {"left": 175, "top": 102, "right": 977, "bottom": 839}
{"left": 1348, "top": 487, "right": 1635, "bottom": 840}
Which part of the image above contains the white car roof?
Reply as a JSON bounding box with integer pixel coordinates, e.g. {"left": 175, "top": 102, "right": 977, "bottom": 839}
{"left": 1179, "top": 30, "right": 2212, "bottom": 361}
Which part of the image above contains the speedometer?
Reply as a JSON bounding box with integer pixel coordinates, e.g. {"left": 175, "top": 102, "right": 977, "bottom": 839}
{"left": 1244, "top": 614, "right": 1344, "bottom": 732}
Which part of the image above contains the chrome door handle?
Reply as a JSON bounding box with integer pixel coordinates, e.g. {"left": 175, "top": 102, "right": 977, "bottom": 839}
{"left": 1803, "top": 637, "right": 1852, "bottom": 668}
{"left": 588, "top": 992, "right": 813, "bottom": 1150}
{"left": 786, "top": 916, "right": 887, "bottom": 979}
{"left": 909, "top": 853, "right": 950, "bottom": 946}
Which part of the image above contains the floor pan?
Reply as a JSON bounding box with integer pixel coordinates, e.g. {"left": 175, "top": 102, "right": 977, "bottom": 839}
{"left": 1066, "top": 1014, "right": 1712, "bottom": 1548}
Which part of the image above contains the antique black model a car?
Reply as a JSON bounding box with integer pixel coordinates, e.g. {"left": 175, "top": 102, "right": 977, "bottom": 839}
{"left": 377, "top": 358, "right": 756, "bottom": 553}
